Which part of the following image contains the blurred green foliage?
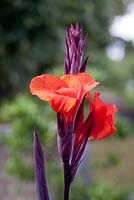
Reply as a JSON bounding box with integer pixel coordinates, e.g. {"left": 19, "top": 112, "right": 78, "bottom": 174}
{"left": 5, "top": 156, "right": 34, "bottom": 180}
{"left": 0, "top": 0, "right": 126, "bottom": 96}
{"left": 114, "top": 115, "right": 132, "bottom": 139}
{"left": 0, "top": 94, "right": 57, "bottom": 179}
{"left": 92, "top": 151, "right": 121, "bottom": 169}
{"left": 87, "top": 181, "right": 129, "bottom": 200}
{"left": 0, "top": 94, "right": 56, "bottom": 150}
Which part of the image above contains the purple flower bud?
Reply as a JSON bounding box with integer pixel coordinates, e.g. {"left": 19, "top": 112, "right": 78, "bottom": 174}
{"left": 64, "top": 22, "right": 89, "bottom": 74}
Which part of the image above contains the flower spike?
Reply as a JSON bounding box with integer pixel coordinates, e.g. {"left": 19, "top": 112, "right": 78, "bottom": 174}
{"left": 64, "top": 23, "right": 88, "bottom": 74}
{"left": 30, "top": 22, "right": 118, "bottom": 200}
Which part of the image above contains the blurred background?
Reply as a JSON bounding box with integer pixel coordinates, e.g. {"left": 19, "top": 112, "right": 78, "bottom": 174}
{"left": 0, "top": 0, "right": 134, "bottom": 199}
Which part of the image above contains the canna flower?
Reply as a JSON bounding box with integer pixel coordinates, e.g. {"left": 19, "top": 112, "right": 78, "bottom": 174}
{"left": 30, "top": 74, "right": 118, "bottom": 180}
{"left": 30, "top": 72, "right": 99, "bottom": 118}
{"left": 30, "top": 23, "right": 118, "bottom": 200}
{"left": 30, "top": 74, "right": 117, "bottom": 181}
{"left": 30, "top": 72, "right": 99, "bottom": 164}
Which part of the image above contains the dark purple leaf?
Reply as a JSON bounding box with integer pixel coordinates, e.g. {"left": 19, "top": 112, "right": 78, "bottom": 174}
{"left": 80, "top": 56, "right": 89, "bottom": 72}
{"left": 34, "top": 129, "right": 50, "bottom": 200}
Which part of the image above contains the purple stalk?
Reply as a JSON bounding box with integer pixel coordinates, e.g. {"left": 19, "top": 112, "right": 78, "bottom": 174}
{"left": 57, "top": 115, "right": 73, "bottom": 200}
{"left": 63, "top": 163, "right": 71, "bottom": 200}
{"left": 34, "top": 129, "right": 50, "bottom": 200}
{"left": 58, "top": 23, "right": 90, "bottom": 200}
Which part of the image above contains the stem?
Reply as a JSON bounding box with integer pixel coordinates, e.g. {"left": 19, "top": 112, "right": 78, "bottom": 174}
{"left": 64, "top": 181, "right": 71, "bottom": 200}
{"left": 63, "top": 163, "right": 71, "bottom": 200}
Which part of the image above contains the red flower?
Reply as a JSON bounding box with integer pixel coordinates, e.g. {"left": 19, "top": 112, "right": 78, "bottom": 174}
{"left": 88, "top": 92, "right": 118, "bottom": 140}
{"left": 31, "top": 23, "right": 118, "bottom": 200}
{"left": 30, "top": 71, "right": 118, "bottom": 180}
{"left": 30, "top": 72, "right": 99, "bottom": 115}
{"left": 30, "top": 23, "right": 118, "bottom": 186}
{"left": 74, "top": 92, "right": 118, "bottom": 144}
{"left": 30, "top": 72, "right": 117, "bottom": 141}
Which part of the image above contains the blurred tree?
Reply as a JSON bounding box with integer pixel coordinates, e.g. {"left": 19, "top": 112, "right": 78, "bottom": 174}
{"left": 0, "top": 0, "right": 126, "bottom": 96}
{"left": 59, "top": 0, "right": 125, "bottom": 48}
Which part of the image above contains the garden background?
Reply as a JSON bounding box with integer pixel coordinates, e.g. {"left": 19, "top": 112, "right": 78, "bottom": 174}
{"left": 0, "top": 0, "right": 134, "bottom": 199}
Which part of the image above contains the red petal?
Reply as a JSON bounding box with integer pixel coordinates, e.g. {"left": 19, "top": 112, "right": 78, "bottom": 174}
{"left": 56, "top": 87, "right": 77, "bottom": 98}
{"left": 50, "top": 94, "right": 76, "bottom": 113}
{"left": 30, "top": 74, "right": 68, "bottom": 101}
{"left": 61, "top": 73, "right": 99, "bottom": 92}
{"left": 95, "top": 104, "right": 118, "bottom": 139}
{"left": 88, "top": 92, "right": 118, "bottom": 140}
{"left": 89, "top": 92, "right": 107, "bottom": 137}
